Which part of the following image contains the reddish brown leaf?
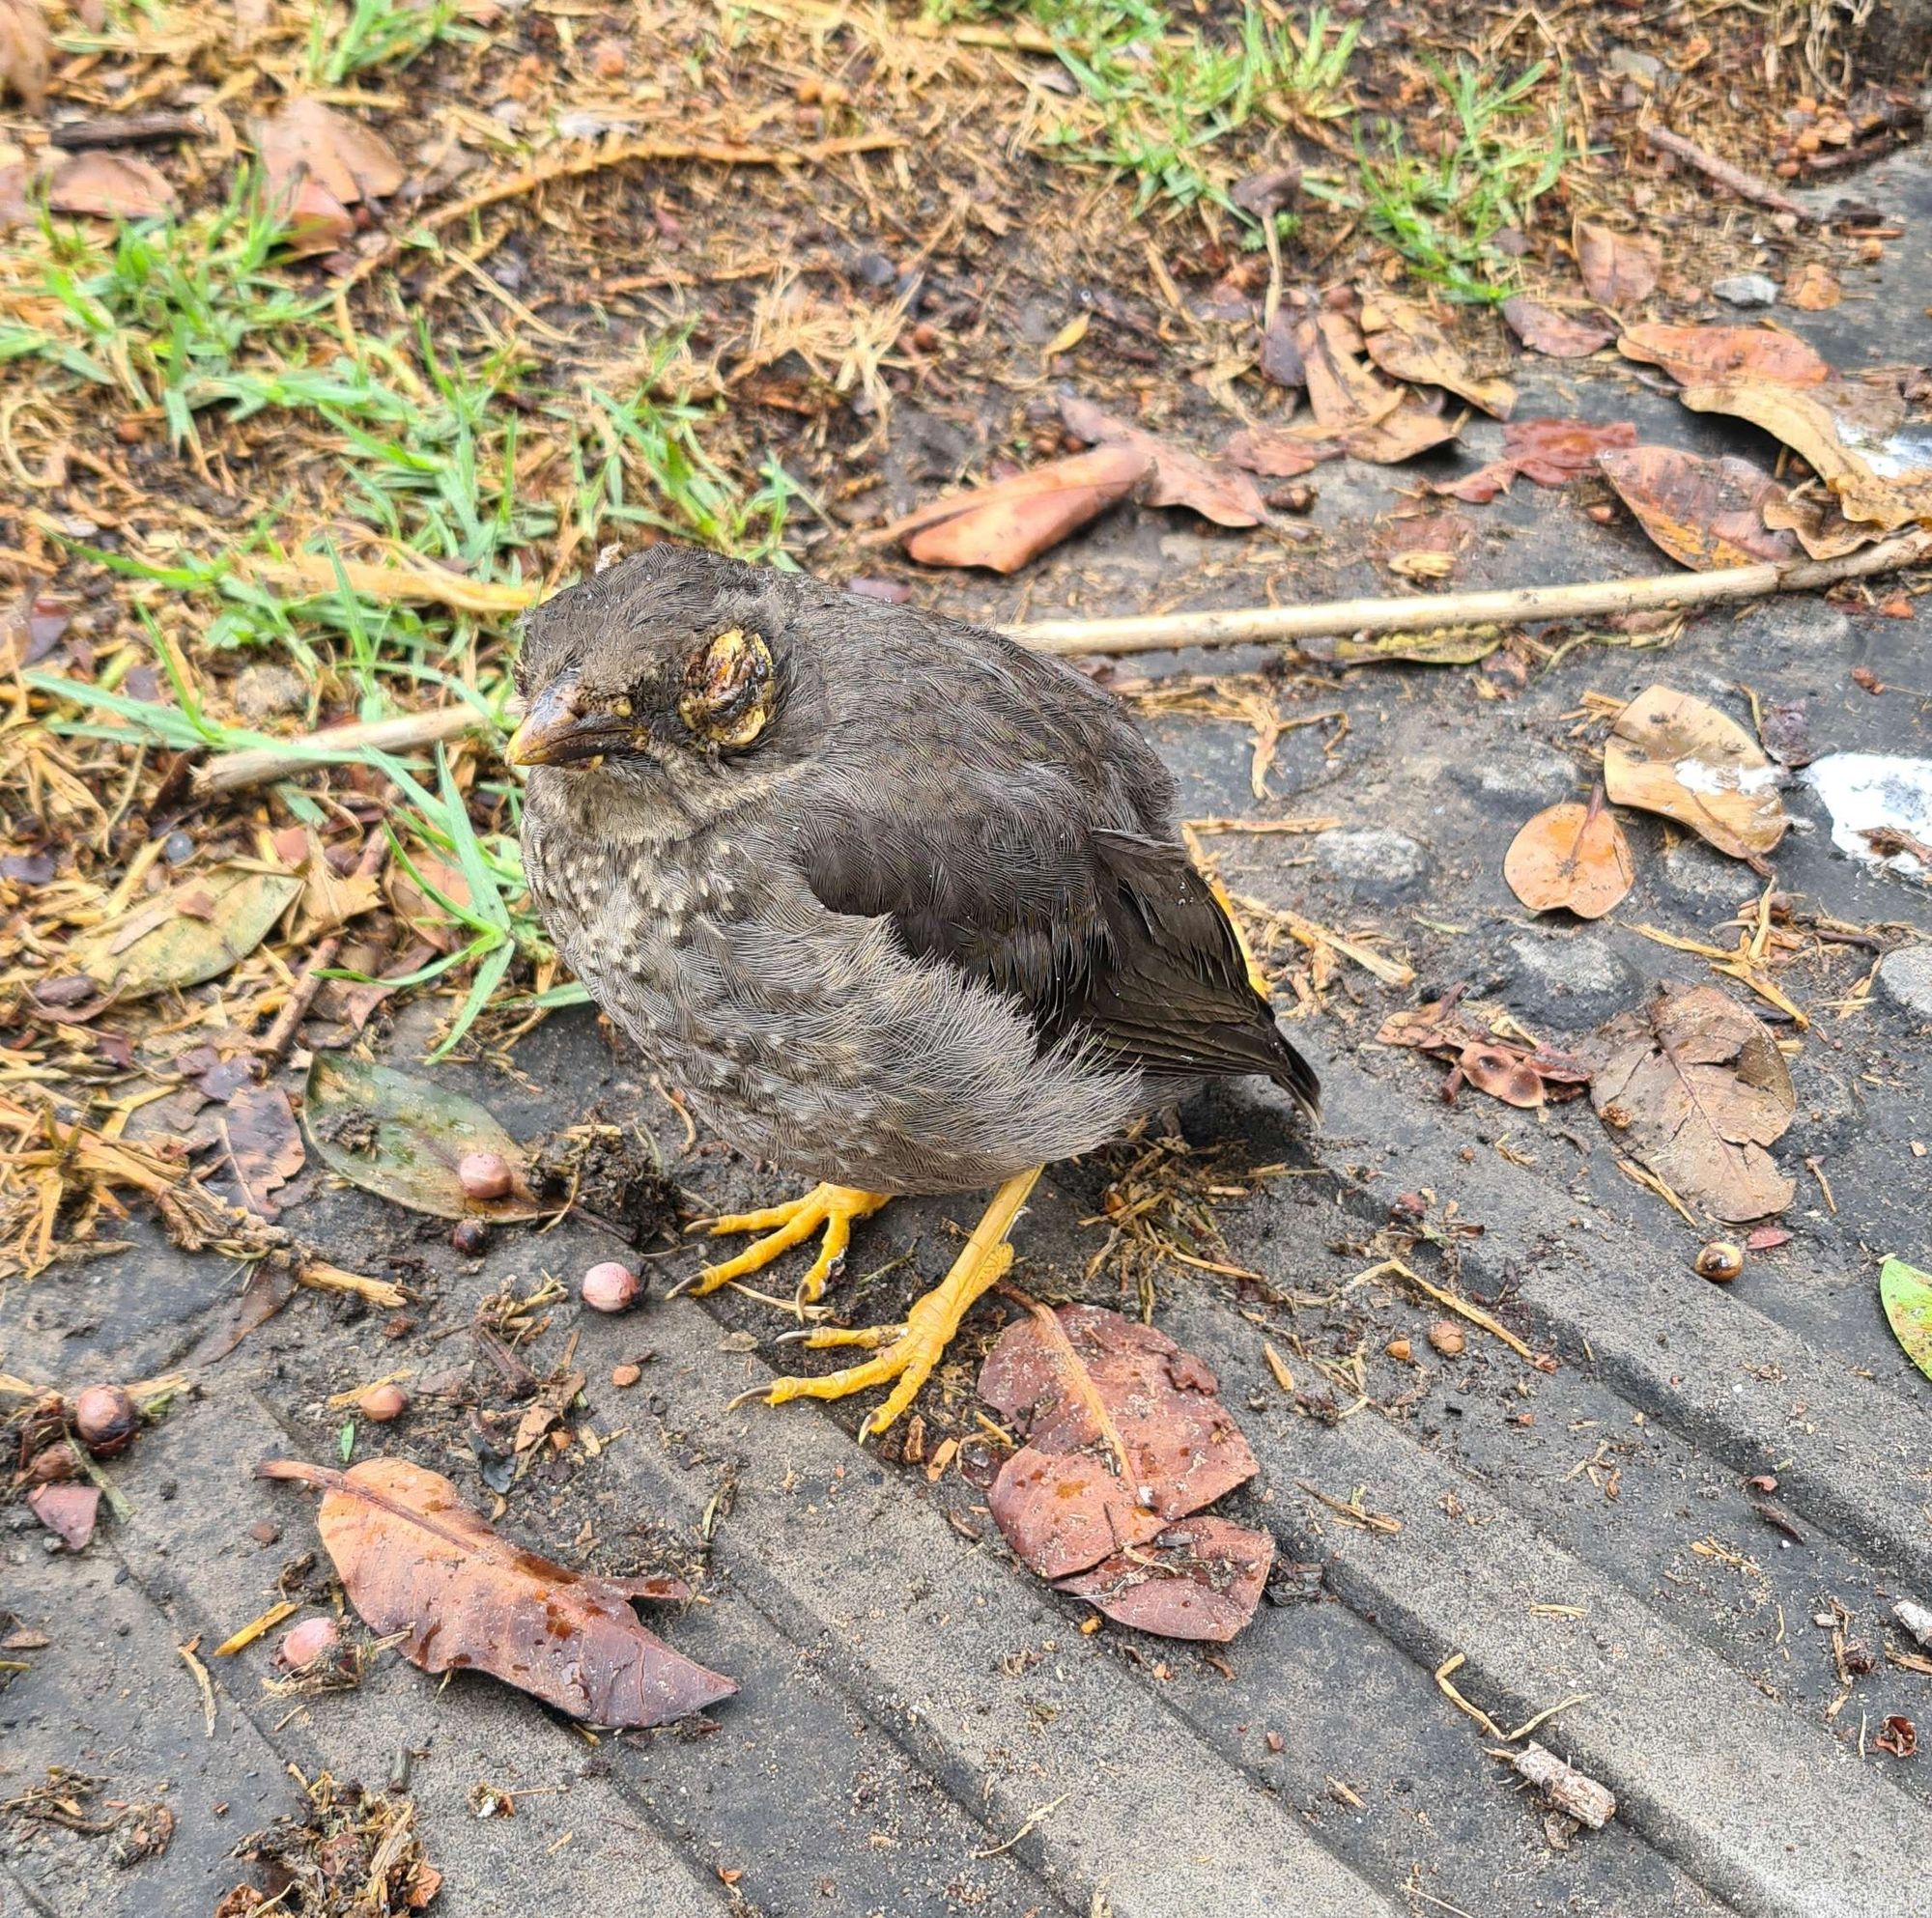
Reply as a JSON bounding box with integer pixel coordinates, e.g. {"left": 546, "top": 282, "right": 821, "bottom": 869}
{"left": 1501, "top": 297, "right": 1614, "bottom": 358}
{"left": 1359, "top": 293, "right": 1516, "bottom": 416}
{"left": 1573, "top": 218, "right": 1660, "bottom": 308}
{"left": 46, "top": 152, "right": 179, "bottom": 220}
{"left": 1458, "top": 1042, "right": 1546, "bottom": 1109}
{"left": 886, "top": 444, "right": 1148, "bottom": 573}
{"left": 1617, "top": 324, "right": 1832, "bottom": 389}
{"left": 978, "top": 1305, "right": 1256, "bottom": 1583}
{"left": 1058, "top": 396, "right": 1264, "bottom": 526}
{"left": 1293, "top": 311, "right": 1463, "bottom": 462}
{"left": 258, "top": 1457, "right": 736, "bottom": 1727}
{"left": 1596, "top": 447, "right": 1800, "bottom": 571}
{"left": 1502, "top": 789, "right": 1635, "bottom": 919}
{"left": 0, "top": 0, "right": 50, "bottom": 110}
{"left": 253, "top": 98, "right": 405, "bottom": 210}
{"left": 1759, "top": 490, "right": 1878, "bottom": 561}
{"left": 1783, "top": 263, "right": 1840, "bottom": 311}
{"left": 1376, "top": 988, "right": 1484, "bottom": 1057}
{"left": 1604, "top": 685, "right": 1787, "bottom": 860}
{"left": 1055, "top": 1516, "right": 1273, "bottom": 1642}
{"left": 1435, "top": 418, "right": 1637, "bottom": 503}
{"left": 1221, "top": 426, "right": 1338, "bottom": 478}
{"left": 28, "top": 1481, "right": 99, "bottom": 1551}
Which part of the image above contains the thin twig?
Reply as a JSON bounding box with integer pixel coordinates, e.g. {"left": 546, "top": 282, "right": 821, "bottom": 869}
{"left": 192, "top": 708, "right": 482, "bottom": 800}
{"left": 1643, "top": 125, "right": 1804, "bottom": 219}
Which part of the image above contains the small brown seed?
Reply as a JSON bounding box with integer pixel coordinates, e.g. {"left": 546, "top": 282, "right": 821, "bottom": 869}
{"left": 457, "top": 1150, "right": 513, "bottom": 1200}
{"left": 1426, "top": 1320, "right": 1465, "bottom": 1358}
{"left": 1384, "top": 1338, "right": 1413, "bottom": 1364}
{"left": 610, "top": 1362, "right": 642, "bottom": 1388}
{"left": 581, "top": 1261, "right": 643, "bottom": 1313}
{"left": 449, "top": 1218, "right": 489, "bottom": 1256}
{"left": 278, "top": 1617, "right": 341, "bottom": 1670}
{"left": 1695, "top": 1240, "right": 1745, "bottom": 1283}
{"left": 72, "top": 1384, "right": 137, "bottom": 1457}
{"left": 357, "top": 1382, "right": 410, "bottom": 1423}
{"left": 25, "top": 1441, "right": 79, "bottom": 1484}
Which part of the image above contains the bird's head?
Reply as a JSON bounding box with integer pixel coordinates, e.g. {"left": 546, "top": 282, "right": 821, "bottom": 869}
{"left": 508, "top": 546, "right": 797, "bottom": 810}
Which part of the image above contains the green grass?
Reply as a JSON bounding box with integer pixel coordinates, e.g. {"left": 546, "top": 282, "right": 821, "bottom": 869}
{"left": 1322, "top": 58, "right": 1579, "bottom": 302}
{"left": 1025, "top": 2, "right": 1359, "bottom": 218}
{"left": 305, "top": 0, "right": 464, "bottom": 85}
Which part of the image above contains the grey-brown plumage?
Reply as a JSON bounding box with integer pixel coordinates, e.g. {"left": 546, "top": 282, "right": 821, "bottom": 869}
{"left": 513, "top": 544, "right": 1318, "bottom": 1198}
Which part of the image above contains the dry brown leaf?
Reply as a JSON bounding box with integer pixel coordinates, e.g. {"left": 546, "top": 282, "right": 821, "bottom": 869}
{"left": 1296, "top": 311, "right": 1405, "bottom": 432}
{"left": 1501, "top": 297, "right": 1614, "bottom": 358}
{"left": 1783, "top": 263, "right": 1840, "bottom": 311}
{"left": 1341, "top": 398, "right": 1463, "bottom": 465}
{"left": 887, "top": 444, "right": 1148, "bottom": 573}
{"left": 1054, "top": 1516, "right": 1274, "bottom": 1643}
{"left": 1378, "top": 987, "right": 1596, "bottom": 1107}
{"left": 1591, "top": 985, "right": 1796, "bottom": 1222}
{"left": 1760, "top": 489, "right": 1879, "bottom": 560}
{"left": 1677, "top": 381, "right": 1932, "bottom": 530}
{"left": 215, "top": 1081, "right": 305, "bottom": 1218}
{"left": 28, "top": 1481, "right": 99, "bottom": 1551}
{"left": 1435, "top": 417, "right": 1637, "bottom": 503}
{"left": 1458, "top": 1041, "right": 1547, "bottom": 1109}
{"left": 73, "top": 864, "right": 302, "bottom": 998}
{"left": 0, "top": 0, "right": 50, "bottom": 110}
{"left": 1221, "top": 426, "right": 1338, "bottom": 477}
{"left": 1503, "top": 788, "right": 1634, "bottom": 919}
{"left": 290, "top": 830, "right": 384, "bottom": 943}
{"left": 1618, "top": 324, "right": 1832, "bottom": 388}
{"left": 1058, "top": 396, "right": 1265, "bottom": 526}
{"left": 46, "top": 152, "right": 179, "bottom": 220}
{"left": 253, "top": 98, "right": 405, "bottom": 208}
{"left": 258, "top": 1457, "right": 736, "bottom": 1727}
{"left": 1604, "top": 685, "right": 1786, "bottom": 860}
{"left": 1359, "top": 294, "right": 1516, "bottom": 417}
{"left": 978, "top": 1304, "right": 1256, "bottom": 1590}
{"left": 1596, "top": 446, "right": 1800, "bottom": 571}
{"left": 1573, "top": 218, "right": 1660, "bottom": 307}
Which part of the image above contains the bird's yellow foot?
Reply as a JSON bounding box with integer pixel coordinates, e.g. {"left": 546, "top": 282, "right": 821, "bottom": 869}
{"left": 680, "top": 1182, "right": 890, "bottom": 1308}
{"left": 729, "top": 1168, "right": 1040, "bottom": 1437}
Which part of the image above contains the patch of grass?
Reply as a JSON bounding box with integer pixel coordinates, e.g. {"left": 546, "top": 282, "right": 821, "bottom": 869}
{"left": 1332, "top": 58, "right": 1578, "bottom": 302}
{"left": 1027, "top": 2, "right": 1359, "bottom": 217}
{"left": 305, "top": 0, "right": 463, "bottom": 86}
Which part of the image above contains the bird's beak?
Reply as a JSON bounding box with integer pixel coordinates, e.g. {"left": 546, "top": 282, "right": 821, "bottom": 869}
{"left": 507, "top": 676, "right": 642, "bottom": 768}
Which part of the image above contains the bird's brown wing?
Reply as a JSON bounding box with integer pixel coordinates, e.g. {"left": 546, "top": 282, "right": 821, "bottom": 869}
{"left": 793, "top": 769, "right": 1321, "bottom": 1119}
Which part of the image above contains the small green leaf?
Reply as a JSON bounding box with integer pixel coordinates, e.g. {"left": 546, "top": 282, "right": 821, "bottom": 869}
{"left": 338, "top": 1422, "right": 356, "bottom": 1464}
{"left": 303, "top": 1052, "right": 540, "bottom": 1221}
{"left": 1880, "top": 1257, "right": 1932, "bottom": 1383}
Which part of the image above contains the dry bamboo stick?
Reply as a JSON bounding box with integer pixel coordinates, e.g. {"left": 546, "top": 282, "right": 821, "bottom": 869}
{"left": 1010, "top": 527, "right": 1932, "bottom": 656}
{"left": 192, "top": 707, "right": 482, "bottom": 799}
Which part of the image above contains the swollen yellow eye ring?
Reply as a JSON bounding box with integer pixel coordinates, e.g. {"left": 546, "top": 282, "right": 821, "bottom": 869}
{"left": 679, "top": 628, "right": 775, "bottom": 748}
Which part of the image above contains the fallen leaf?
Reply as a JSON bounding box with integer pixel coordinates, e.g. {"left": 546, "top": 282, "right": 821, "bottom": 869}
{"left": 1054, "top": 1517, "right": 1274, "bottom": 1642}
{"left": 216, "top": 1081, "right": 305, "bottom": 1218}
{"left": 28, "top": 1481, "right": 99, "bottom": 1551}
{"left": 1573, "top": 218, "right": 1660, "bottom": 307}
{"left": 1058, "top": 396, "right": 1264, "bottom": 526}
{"left": 886, "top": 444, "right": 1148, "bottom": 573}
{"left": 1435, "top": 417, "right": 1637, "bottom": 503}
{"left": 289, "top": 831, "right": 383, "bottom": 943}
{"left": 1378, "top": 987, "right": 1596, "bottom": 1107}
{"left": 1257, "top": 308, "right": 1304, "bottom": 388}
{"left": 1501, "top": 297, "right": 1614, "bottom": 358}
{"left": 257, "top": 1457, "right": 735, "bottom": 1727}
{"left": 1591, "top": 984, "right": 1796, "bottom": 1222}
{"left": 73, "top": 864, "right": 302, "bottom": 999}
{"left": 1880, "top": 1257, "right": 1932, "bottom": 1383}
{"left": 1756, "top": 700, "right": 1814, "bottom": 769}
{"left": 1221, "top": 426, "right": 1338, "bottom": 477}
{"left": 1783, "top": 262, "right": 1840, "bottom": 311}
{"left": 1604, "top": 685, "right": 1787, "bottom": 860}
{"left": 1596, "top": 447, "right": 1800, "bottom": 570}
{"left": 1458, "top": 1042, "right": 1546, "bottom": 1108}
{"left": 1360, "top": 294, "right": 1516, "bottom": 416}
{"left": 253, "top": 98, "right": 405, "bottom": 208}
{"left": 303, "top": 1052, "right": 541, "bottom": 1220}
{"left": 1677, "top": 380, "right": 1932, "bottom": 530}
{"left": 978, "top": 1303, "right": 1256, "bottom": 1584}
{"left": 1341, "top": 399, "right": 1463, "bottom": 465}
{"left": 47, "top": 152, "right": 180, "bottom": 220}
{"left": 1759, "top": 489, "right": 1879, "bottom": 561}
{"left": 1297, "top": 310, "right": 1403, "bottom": 432}
{"left": 0, "top": 0, "right": 50, "bottom": 109}
{"left": 1875, "top": 1715, "right": 1917, "bottom": 1760}
{"left": 1618, "top": 323, "right": 1832, "bottom": 388}
{"left": 1503, "top": 788, "right": 1635, "bottom": 919}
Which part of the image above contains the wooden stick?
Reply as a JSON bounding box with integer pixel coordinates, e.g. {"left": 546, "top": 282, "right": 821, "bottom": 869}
{"left": 1642, "top": 126, "right": 1804, "bottom": 219}
{"left": 1010, "top": 527, "right": 1932, "bottom": 656}
{"left": 192, "top": 707, "right": 482, "bottom": 799}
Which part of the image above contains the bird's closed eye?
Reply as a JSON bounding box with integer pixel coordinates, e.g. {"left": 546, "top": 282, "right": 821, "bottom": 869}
{"left": 679, "top": 628, "right": 775, "bottom": 749}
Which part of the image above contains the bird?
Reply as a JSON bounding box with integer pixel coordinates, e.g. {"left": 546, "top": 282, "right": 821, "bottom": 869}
{"left": 509, "top": 543, "right": 1319, "bottom": 1436}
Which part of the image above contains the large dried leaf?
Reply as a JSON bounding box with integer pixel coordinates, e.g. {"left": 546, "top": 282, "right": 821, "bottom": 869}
{"left": 1296, "top": 311, "right": 1404, "bottom": 432}
{"left": 1501, "top": 297, "right": 1614, "bottom": 359}
{"left": 1596, "top": 446, "right": 1799, "bottom": 570}
{"left": 1457, "top": 1042, "right": 1548, "bottom": 1109}
{"left": 1058, "top": 396, "right": 1264, "bottom": 526}
{"left": 1054, "top": 1516, "right": 1274, "bottom": 1643}
{"left": 1221, "top": 426, "right": 1338, "bottom": 477}
{"left": 1760, "top": 490, "right": 1879, "bottom": 561}
{"left": 978, "top": 1304, "right": 1255, "bottom": 1584}
{"left": 1880, "top": 1258, "right": 1932, "bottom": 1383}
{"left": 1503, "top": 790, "right": 1634, "bottom": 919}
{"left": 74, "top": 864, "right": 302, "bottom": 999}
{"left": 216, "top": 1080, "right": 305, "bottom": 1218}
{"left": 1605, "top": 685, "right": 1786, "bottom": 860}
{"left": 46, "top": 152, "right": 179, "bottom": 219}
{"left": 289, "top": 831, "right": 384, "bottom": 943}
{"left": 1591, "top": 985, "right": 1796, "bottom": 1222}
{"left": 1573, "top": 218, "right": 1660, "bottom": 307}
{"left": 1618, "top": 324, "right": 1832, "bottom": 389}
{"left": 1436, "top": 418, "right": 1637, "bottom": 503}
{"left": 254, "top": 98, "right": 405, "bottom": 205}
{"left": 258, "top": 1458, "right": 736, "bottom": 1727}
{"left": 1678, "top": 380, "right": 1932, "bottom": 530}
{"left": 887, "top": 445, "right": 1148, "bottom": 573}
{"left": 303, "top": 1052, "right": 541, "bottom": 1220}
{"left": 0, "top": 0, "right": 50, "bottom": 110}
{"left": 1360, "top": 294, "right": 1516, "bottom": 417}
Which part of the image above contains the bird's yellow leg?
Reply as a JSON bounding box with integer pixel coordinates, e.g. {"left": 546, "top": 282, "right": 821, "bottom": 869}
{"left": 680, "top": 1183, "right": 890, "bottom": 1306}
{"left": 730, "top": 1167, "right": 1041, "bottom": 1438}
